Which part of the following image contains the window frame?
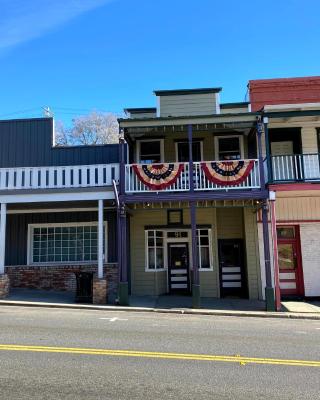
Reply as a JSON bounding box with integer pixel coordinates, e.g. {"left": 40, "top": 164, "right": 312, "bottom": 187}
{"left": 136, "top": 139, "right": 164, "bottom": 164}
{"left": 144, "top": 228, "right": 213, "bottom": 272}
{"left": 27, "top": 222, "right": 108, "bottom": 265}
{"left": 175, "top": 140, "right": 204, "bottom": 162}
{"left": 214, "top": 135, "right": 244, "bottom": 160}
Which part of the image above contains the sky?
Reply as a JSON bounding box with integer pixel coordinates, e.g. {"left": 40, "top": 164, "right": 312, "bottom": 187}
{"left": 0, "top": 0, "right": 320, "bottom": 125}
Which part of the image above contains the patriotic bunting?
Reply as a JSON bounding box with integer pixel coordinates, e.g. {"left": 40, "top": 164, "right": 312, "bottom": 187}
{"left": 201, "top": 160, "right": 255, "bottom": 186}
{"left": 133, "top": 163, "right": 184, "bottom": 190}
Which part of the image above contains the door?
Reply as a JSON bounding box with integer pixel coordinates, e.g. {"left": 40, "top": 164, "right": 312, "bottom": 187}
{"left": 218, "top": 239, "right": 247, "bottom": 298}
{"left": 277, "top": 226, "right": 304, "bottom": 297}
{"left": 168, "top": 243, "right": 190, "bottom": 294}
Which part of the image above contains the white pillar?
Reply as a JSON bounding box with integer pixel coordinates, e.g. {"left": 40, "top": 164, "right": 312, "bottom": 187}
{"left": 0, "top": 203, "right": 7, "bottom": 274}
{"left": 98, "top": 199, "right": 104, "bottom": 279}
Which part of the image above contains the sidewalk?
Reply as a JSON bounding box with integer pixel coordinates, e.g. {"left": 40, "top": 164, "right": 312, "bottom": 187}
{"left": 1, "top": 289, "right": 320, "bottom": 320}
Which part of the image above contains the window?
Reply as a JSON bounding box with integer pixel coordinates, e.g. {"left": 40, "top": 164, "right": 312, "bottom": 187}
{"left": 197, "top": 229, "right": 212, "bottom": 269}
{"left": 215, "top": 136, "right": 243, "bottom": 160}
{"left": 146, "top": 230, "right": 164, "bottom": 270}
{"left": 137, "top": 140, "right": 163, "bottom": 164}
{"left": 29, "top": 223, "right": 107, "bottom": 264}
{"left": 277, "top": 227, "right": 295, "bottom": 239}
{"left": 176, "top": 141, "right": 202, "bottom": 162}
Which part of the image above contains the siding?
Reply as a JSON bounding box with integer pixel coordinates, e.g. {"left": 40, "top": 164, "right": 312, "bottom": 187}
{"left": 301, "top": 127, "right": 318, "bottom": 153}
{"left": 275, "top": 191, "right": 320, "bottom": 221}
{"left": 5, "top": 210, "right": 117, "bottom": 265}
{"left": 159, "top": 94, "right": 218, "bottom": 117}
{"left": 243, "top": 208, "right": 261, "bottom": 299}
{"left": 299, "top": 224, "right": 320, "bottom": 296}
{"left": 0, "top": 118, "right": 119, "bottom": 168}
{"left": 217, "top": 208, "right": 244, "bottom": 239}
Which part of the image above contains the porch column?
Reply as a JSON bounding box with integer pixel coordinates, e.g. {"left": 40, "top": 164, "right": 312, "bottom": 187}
{"left": 118, "top": 202, "right": 129, "bottom": 306}
{"left": 270, "top": 191, "right": 281, "bottom": 311}
{"left": 257, "top": 119, "right": 275, "bottom": 311}
{"left": 0, "top": 203, "right": 9, "bottom": 299}
{"left": 0, "top": 203, "right": 7, "bottom": 274}
{"left": 188, "top": 124, "right": 200, "bottom": 308}
{"left": 98, "top": 199, "right": 104, "bottom": 279}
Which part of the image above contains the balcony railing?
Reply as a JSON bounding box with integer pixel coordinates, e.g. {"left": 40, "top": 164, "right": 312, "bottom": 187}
{"left": 125, "top": 159, "right": 260, "bottom": 193}
{"left": 0, "top": 164, "right": 119, "bottom": 191}
{"left": 269, "top": 154, "right": 320, "bottom": 182}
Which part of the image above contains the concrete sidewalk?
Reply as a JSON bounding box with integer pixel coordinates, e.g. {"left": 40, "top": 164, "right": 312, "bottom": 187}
{"left": 0, "top": 288, "right": 320, "bottom": 320}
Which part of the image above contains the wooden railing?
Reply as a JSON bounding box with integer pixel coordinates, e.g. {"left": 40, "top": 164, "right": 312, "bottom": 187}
{"left": 269, "top": 154, "right": 320, "bottom": 182}
{"left": 0, "top": 164, "right": 119, "bottom": 190}
{"left": 125, "top": 159, "right": 260, "bottom": 193}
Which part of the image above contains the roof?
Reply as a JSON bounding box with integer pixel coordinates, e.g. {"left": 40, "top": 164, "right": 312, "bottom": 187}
{"left": 153, "top": 88, "right": 222, "bottom": 96}
{"left": 220, "top": 102, "right": 249, "bottom": 109}
{"left": 124, "top": 107, "right": 157, "bottom": 114}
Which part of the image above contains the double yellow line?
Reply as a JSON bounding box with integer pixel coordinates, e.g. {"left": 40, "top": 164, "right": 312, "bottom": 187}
{"left": 0, "top": 344, "right": 319, "bottom": 368}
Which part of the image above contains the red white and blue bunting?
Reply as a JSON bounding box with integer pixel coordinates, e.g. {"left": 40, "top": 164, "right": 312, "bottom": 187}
{"left": 201, "top": 160, "right": 254, "bottom": 186}
{"left": 133, "top": 163, "right": 184, "bottom": 190}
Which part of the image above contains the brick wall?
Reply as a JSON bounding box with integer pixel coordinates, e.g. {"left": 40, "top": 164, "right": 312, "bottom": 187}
{"left": 5, "top": 264, "right": 119, "bottom": 303}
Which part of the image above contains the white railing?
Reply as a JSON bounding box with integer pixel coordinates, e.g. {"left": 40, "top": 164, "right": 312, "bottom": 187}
{"left": 270, "top": 154, "right": 320, "bottom": 181}
{"left": 0, "top": 164, "right": 119, "bottom": 190}
{"left": 193, "top": 159, "right": 260, "bottom": 191}
{"left": 125, "top": 159, "right": 260, "bottom": 193}
{"left": 125, "top": 162, "right": 190, "bottom": 193}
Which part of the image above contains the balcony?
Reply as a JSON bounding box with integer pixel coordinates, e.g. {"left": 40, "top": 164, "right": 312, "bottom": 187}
{"left": 125, "top": 159, "right": 261, "bottom": 193}
{"left": 269, "top": 154, "right": 320, "bottom": 182}
{"left": 0, "top": 164, "right": 119, "bottom": 191}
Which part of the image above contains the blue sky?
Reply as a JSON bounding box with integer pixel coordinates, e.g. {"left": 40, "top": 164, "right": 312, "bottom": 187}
{"left": 0, "top": 0, "right": 319, "bottom": 125}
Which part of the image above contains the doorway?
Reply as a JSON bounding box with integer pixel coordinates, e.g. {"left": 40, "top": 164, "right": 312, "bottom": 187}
{"left": 277, "top": 226, "right": 304, "bottom": 297}
{"left": 218, "top": 239, "right": 247, "bottom": 298}
{"left": 168, "top": 243, "right": 190, "bottom": 294}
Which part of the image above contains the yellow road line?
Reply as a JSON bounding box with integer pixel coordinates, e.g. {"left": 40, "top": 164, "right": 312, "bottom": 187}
{"left": 0, "top": 344, "right": 319, "bottom": 367}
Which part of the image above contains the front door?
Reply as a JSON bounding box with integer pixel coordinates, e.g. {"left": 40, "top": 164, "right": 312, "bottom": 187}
{"left": 168, "top": 243, "right": 190, "bottom": 294}
{"left": 218, "top": 239, "right": 247, "bottom": 298}
{"left": 277, "top": 226, "right": 304, "bottom": 297}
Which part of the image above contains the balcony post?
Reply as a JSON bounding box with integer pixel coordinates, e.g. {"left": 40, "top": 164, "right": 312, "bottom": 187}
{"left": 256, "top": 119, "right": 266, "bottom": 189}
{"left": 119, "top": 130, "right": 126, "bottom": 196}
{"left": 118, "top": 202, "right": 129, "bottom": 306}
{"left": 0, "top": 203, "right": 6, "bottom": 274}
{"left": 263, "top": 117, "right": 272, "bottom": 183}
{"left": 188, "top": 124, "right": 200, "bottom": 308}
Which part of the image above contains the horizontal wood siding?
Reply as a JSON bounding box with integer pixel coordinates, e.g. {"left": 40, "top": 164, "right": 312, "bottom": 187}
{"left": 217, "top": 208, "right": 244, "bottom": 239}
{"left": 159, "top": 94, "right": 218, "bottom": 117}
{"left": 275, "top": 191, "right": 320, "bottom": 220}
{"left": 301, "top": 127, "right": 318, "bottom": 153}
{"left": 0, "top": 118, "right": 119, "bottom": 168}
{"left": 5, "top": 210, "right": 117, "bottom": 266}
{"left": 243, "top": 208, "right": 261, "bottom": 299}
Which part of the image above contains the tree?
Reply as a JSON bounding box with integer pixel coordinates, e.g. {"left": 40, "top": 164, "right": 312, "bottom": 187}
{"left": 55, "top": 111, "right": 119, "bottom": 146}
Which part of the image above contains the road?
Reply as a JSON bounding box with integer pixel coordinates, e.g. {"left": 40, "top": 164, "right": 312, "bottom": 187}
{"left": 0, "top": 306, "right": 319, "bottom": 399}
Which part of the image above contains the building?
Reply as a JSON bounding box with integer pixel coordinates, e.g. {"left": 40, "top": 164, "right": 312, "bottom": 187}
{"left": 0, "top": 117, "right": 120, "bottom": 303}
{"left": 249, "top": 77, "right": 320, "bottom": 302}
{"left": 117, "top": 88, "right": 274, "bottom": 309}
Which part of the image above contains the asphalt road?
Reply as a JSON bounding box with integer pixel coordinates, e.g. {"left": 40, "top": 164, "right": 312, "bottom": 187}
{"left": 0, "top": 306, "right": 319, "bottom": 400}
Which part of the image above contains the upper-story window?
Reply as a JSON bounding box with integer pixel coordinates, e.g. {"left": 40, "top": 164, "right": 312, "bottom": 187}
{"left": 136, "top": 139, "right": 164, "bottom": 164}
{"left": 176, "top": 141, "right": 203, "bottom": 162}
{"left": 215, "top": 136, "right": 244, "bottom": 160}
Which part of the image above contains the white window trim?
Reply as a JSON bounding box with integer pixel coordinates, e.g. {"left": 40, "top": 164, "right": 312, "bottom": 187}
{"left": 27, "top": 221, "right": 108, "bottom": 266}
{"left": 145, "top": 228, "right": 213, "bottom": 272}
{"left": 136, "top": 139, "right": 164, "bottom": 163}
{"left": 214, "top": 135, "right": 244, "bottom": 160}
{"left": 174, "top": 140, "right": 204, "bottom": 162}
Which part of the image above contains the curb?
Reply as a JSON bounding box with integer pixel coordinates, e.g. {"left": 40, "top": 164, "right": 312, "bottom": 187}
{"left": 1, "top": 300, "right": 320, "bottom": 320}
